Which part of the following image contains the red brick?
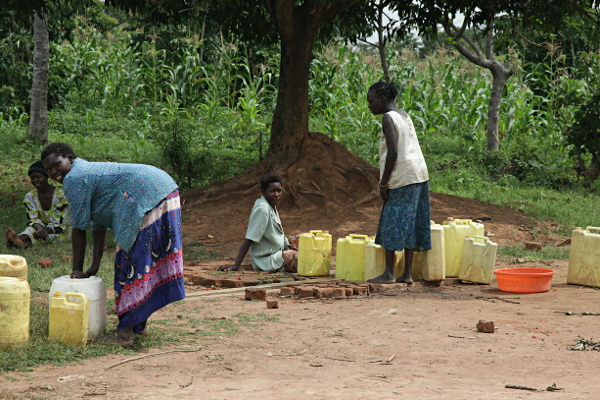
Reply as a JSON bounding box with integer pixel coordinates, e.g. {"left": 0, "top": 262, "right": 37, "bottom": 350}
{"left": 203, "top": 277, "right": 223, "bottom": 287}
{"left": 189, "top": 274, "right": 208, "bottom": 286}
{"left": 297, "top": 286, "right": 316, "bottom": 298}
{"left": 266, "top": 300, "right": 279, "bottom": 309}
{"left": 353, "top": 286, "right": 368, "bottom": 296}
{"left": 36, "top": 259, "right": 52, "bottom": 269}
{"left": 279, "top": 287, "right": 295, "bottom": 296}
{"left": 315, "top": 288, "right": 334, "bottom": 298}
{"left": 476, "top": 319, "right": 495, "bottom": 333}
{"left": 357, "top": 283, "right": 371, "bottom": 294}
{"left": 245, "top": 287, "right": 267, "bottom": 301}
{"left": 240, "top": 275, "right": 260, "bottom": 286}
{"left": 223, "top": 279, "right": 244, "bottom": 288}
{"left": 332, "top": 288, "right": 345, "bottom": 297}
{"left": 370, "top": 283, "right": 383, "bottom": 292}
{"left": 345, "top": 288, "right": 355, "bottom": 296}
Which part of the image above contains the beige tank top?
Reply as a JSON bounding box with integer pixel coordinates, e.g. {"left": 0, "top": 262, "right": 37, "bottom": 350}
{"left": 379, "top": 110, "right": 429, "bottom": 189}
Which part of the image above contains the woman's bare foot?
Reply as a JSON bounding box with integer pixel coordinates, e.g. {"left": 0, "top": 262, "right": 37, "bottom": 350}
{"left": 396, "top": 275, "right": 413, "bottom": 284}
{"left": 5, "top": 228, "right": 25, "bottom": 248}
{"left": 367, "top": 272, "right": 396, "bottom": 284}
{"left": 136, "top": 320, "right": 149, "bottom": 336}
{"left": 100, "top": 328, "right": 134, "bottom": 346}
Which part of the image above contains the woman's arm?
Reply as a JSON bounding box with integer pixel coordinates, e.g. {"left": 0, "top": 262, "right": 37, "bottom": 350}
{"left": 85, "top": 229, "right": 107, "bottom": 277}
{"left": 71, "top": 228, "right": 87, "bottom": 278}
{"left": 218, "top": 238, "right": 253, "bottom": 271}
{"left": 379, "top": 113, "right": 399, "bottom": 202}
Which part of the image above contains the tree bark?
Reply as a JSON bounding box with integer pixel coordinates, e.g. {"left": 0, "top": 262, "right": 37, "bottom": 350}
{"left": 486, "top": 69, "right": 510, "bottom": 150}
{"left": 267, "top": 11, "right": 316, "bottom": 163}
{"left": 376, "top": 4, "right": 390, "bottom": 83}
{"left": 28, "top": 7, "right": 49, "bottom": 145}
{"left": 444, "top": 19, "right": 513, "bottom": 151}
{"left": 264, "top": 0, "right": 361, "bottom": 163}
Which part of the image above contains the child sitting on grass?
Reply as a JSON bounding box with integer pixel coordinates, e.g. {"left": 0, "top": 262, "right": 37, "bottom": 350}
{"left": 5, "top": 161, "right": 72, "bottom": 248}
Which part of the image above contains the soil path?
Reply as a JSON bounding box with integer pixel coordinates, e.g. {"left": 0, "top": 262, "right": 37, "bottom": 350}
{"left": 3, "top": 191, "right": 596, "bottom": 400}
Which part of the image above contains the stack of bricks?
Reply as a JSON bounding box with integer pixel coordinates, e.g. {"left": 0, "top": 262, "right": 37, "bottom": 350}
{"left": 278, "top": 281, "right": 382, "bottom": 299}
{"left": 186, "top": 272, "right": 287, "bottom": 288}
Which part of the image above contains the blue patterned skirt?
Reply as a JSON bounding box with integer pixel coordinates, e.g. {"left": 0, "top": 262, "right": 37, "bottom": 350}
{"left": 114, "top": 190, "right": 186, "bottom": 333}
{"left": 375, "top": 181, "right": 432, "bottom": 252}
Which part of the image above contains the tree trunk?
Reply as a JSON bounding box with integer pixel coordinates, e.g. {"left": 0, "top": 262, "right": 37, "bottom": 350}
{"left": 265, "top": 0, "right": 361, "bottom": 164}
{"left": 28, "top": 7, "right": 49, "bottom": 145}
{"left": 267, "top": 24, "right": 315, "bottom": 163}
{"left": 486, "top": 69, "right": 510, "bottom": 151}
{"left": 376, "top": 5, "right": 390, "bottom": 83}
{"left": 444, "top": 19, "right": 514, "bottom": 151}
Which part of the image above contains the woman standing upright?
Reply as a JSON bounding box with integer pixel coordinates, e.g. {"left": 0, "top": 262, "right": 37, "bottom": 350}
{"left": 42, "top": 143, "right": 185, "bottom": 345}
{"left": 366, "top": 81, "right": 431, "bottom": 284}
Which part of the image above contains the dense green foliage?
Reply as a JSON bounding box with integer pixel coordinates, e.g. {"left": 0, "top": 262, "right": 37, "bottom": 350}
{"left": 0, "top": 15, "right": 598, "bottom": 216}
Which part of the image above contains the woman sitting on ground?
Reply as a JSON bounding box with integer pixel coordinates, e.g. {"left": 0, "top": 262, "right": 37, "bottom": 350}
{"left": 5, "top": 161, "right": 72, "bottom": 248}
{"left": 219, "top": 173, "right": 298, "bottom": 273}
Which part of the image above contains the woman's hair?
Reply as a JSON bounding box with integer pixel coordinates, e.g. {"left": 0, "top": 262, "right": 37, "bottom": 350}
{"left": 41, "top": 142, "right": 76, "bottom": 161}
{"left": 260, "top": 173, "right": 282, "bottom": 191}
{"left": 28, "top": 160, "right": 48, "bottom": 177}
{"left": 369, "top": 80, "right": 399, "bottom": 102}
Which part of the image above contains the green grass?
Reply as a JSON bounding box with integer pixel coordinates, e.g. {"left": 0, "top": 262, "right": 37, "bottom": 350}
{"left": 430, "top": 163, "right": 600, "bottom": 231}
{"left": 0, "top": 258, "right": 189, "bottom": 372}
{"left": 498, "top": 245, "right": 571, "bottom": 261}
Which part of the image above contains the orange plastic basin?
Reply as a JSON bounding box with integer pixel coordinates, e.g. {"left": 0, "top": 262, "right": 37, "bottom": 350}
{"left": 493, "top": 268, "right": 556, "bottom": 293}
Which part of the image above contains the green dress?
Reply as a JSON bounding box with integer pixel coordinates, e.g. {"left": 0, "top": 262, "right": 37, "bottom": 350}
{"left": 20, "top": 188, "right": 71, "bottom": 244}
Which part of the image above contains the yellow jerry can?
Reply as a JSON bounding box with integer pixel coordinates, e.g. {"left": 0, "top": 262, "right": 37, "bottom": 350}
{"left": 0, "top": 254, "right": 28, "bottom": 281}
{"left": 458, "top": 236, "right": 497, "bottom": 284}
{"left": 0, "top": 277, "right": 30, "bottom": 349}
{"left": 393, "top": 222, "right": 445, "bottom": 282}
{"left": 568, "top": 227, "right": 600, "bottom": 288}
{"left": 297, "top": 230, "right": 332, "bottom": 276}
{"left": 49, "top": 292, "right": 89, "bottom": 347}
{"left": 335, "top": 234, "right": 373, "bottom": 282}
{"left": 442, "top": 219, "right": 484, "bottom": 277}
{"left": 364, "top": 240, "right": 404, "bottom": 281}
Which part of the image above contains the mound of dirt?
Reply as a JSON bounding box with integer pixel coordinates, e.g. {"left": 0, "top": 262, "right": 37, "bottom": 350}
{"left": 183, "top": 131, "right": 381, "bottom": 210}
{"left": 181, "top": 133, "right": 567, "bottom": 261}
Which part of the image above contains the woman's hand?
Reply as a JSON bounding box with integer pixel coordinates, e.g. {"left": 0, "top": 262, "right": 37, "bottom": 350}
{"left": 33, "top": 225, "right": 51, "bottom": 239}
{"left": 218, "top": 264, "right": 240, "bottom": 272}
{"left": 70, "top": 270, "right": 89, "bottom": 279}
{"left": 380, "top": 186, "right": 389, "bottom": 202}
{"left": 84, "top": 264, "right": 100, "bottom": 277}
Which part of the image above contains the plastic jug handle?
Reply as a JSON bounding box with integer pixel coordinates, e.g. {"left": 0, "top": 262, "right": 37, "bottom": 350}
{"left": 586, "top": 226, "right": 600, "bottom": 234}
{"left": 474, "top": 236, "right": 489, "bottom": 242}
{"left": 65, "top": 292, "right": 87, "bottom": 304}
{"left": 309, "top": 230, "right": 322, "bottom": 234}
{"left": 349, "top": 234, "right": 369, "bottom": 240}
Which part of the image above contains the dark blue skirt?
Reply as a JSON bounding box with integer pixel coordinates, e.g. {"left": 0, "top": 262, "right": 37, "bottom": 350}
{"left": 375, "top": 181, "right": 432, "bottom": 252}
{"left": 114, "top": 190, "right": 186, "bottom": 333}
